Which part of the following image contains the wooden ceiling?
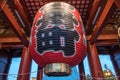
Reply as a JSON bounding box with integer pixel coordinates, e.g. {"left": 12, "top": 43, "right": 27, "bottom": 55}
{"left": 0, "top": 0, "right": 120, "bottom": 54}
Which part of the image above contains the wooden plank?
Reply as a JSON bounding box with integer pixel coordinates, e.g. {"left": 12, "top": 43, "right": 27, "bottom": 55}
{"left": 90, "top": 0, "right": 115, "bottom": 44}
{"left": 0, "top": 1, "right": 29, "bottom": 47}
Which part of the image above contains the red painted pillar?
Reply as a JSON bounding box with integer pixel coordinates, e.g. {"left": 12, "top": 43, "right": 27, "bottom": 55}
{"left": 78, "top": 61, "right": 86, "bottom": 80}
{"left": 87, "top": 41, "right": 104, "bottom": 80}
{"left": 17, "top": 46, "right": 32, "bottom": 80}
{"left": 37, "top": 66, "right": 43, "bottom": 80}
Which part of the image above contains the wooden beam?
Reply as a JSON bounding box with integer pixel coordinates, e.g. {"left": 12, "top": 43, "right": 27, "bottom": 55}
{"left": 86, "top": 0, "right": 100, "bottom": 33}
{"left": 0, "top": 34, "right": 17, "bottom": 38}
{"left": 0, "top": 37, "right": 22, "bottom": 49}
{"left": 19, "top": 0, "right": 33, "bottom": 22}
{"left": 89, "top": 34, "right": 118, "bottom": 46}
{"left": 6, "top": 1, "right": 31, "bottom": 36}
{"left": 87, "top": 30, "right": 118, "bottom": 46}
{"left": 100, "top": 30, "right": 117, "bottom": 34}
{"left": 115, "top": 0, "right": 120, "bottom": 9}
{"left": 87, "top": 34, "right": 117, "bottom": 41}
{"left": 14, "top": 0, "right": 31, "bottom": 36}
{"left": 97, "top": 34, "right": 117, "bottom": 41}
{"left": 90, "top": 0, "right": 115, "bottom": 44}
{"left": 1, "top": 44, "right": 24, "bottom": 49}
{"left": 96, "top": 41, "right": 118, "bottom": 46}
{"left": 0, "top": 1, "right": 29, "bottom": 47}
{"left": 0, "top": 37, "right": 21, "bottom": 43}
{"left": 86, "top": 0, "right": 108, "bottom": 34}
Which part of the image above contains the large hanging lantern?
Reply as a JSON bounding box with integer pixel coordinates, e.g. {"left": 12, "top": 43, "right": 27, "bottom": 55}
{"left": 29, "top": 2, "right": 86, "bottom": 76}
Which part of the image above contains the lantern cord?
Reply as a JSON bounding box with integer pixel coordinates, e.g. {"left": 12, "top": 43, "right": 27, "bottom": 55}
{"left": 0, "top": 69, "right": 120, "bottom": 79}
{"left": 0, "top": 0, "right": 8, "bottom": 11}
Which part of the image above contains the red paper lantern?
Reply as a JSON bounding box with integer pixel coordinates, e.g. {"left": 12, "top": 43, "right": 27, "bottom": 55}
{"left": 29, "top": 2, "right": 86, "bottom": 75}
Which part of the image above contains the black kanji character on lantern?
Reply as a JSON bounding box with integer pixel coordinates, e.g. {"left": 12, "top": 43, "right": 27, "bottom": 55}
{"left": 36, "top": 26, "right": 79, "bottom": 56}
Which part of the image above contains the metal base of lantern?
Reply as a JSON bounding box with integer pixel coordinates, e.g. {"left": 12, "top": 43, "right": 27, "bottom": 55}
{"left": 44, "top": 63, "right": 71, "bottom": 76}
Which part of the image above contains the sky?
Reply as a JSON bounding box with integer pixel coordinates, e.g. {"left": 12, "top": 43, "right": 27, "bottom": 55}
{"left": 7, "top": 55, "right": 116, "bottom": 80}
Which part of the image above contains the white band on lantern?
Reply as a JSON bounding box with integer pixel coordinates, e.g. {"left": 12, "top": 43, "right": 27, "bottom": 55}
{"left": 44, "top": 63, "right": 71, "bottom": 76}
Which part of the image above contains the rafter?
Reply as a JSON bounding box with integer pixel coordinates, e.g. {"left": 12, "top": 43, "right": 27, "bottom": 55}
{"left": 85, "top": 0, "right": 100, "bottom": 33}
{"left": 0, "top": 1, "right": 29, "bottom": 47}
{"left": 7, "top": 1, "right": 31, "bottom": 36}
{"left": 20, "top": 0, "right": 33, "bottom": 22}
{"left": 90, "top": 0, "right": 115, "bottom": 44}
{"left": 14, "top": 0, "right": 31, "bottom": 36}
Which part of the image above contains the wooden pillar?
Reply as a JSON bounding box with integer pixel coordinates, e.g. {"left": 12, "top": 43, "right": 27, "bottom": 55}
{"left": 110, "top": 53, "right": 120, "bottom": 80}
{"left": 37, "top": 66, "right": 43, "bottom": 80}
{"left": 3, "top": 57, "right": 12, "bottom": 80}
{"left": 87, "top": 41, "right": 104, "bottom": 80}
{"left": 0, "top": 50, "right": 12, "bottom": 80}
{"left": 17, "top": 46, "right": 32, "bottom": 80}
{"left": 78, "top": 62, "right": 86, "bottom": 80}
